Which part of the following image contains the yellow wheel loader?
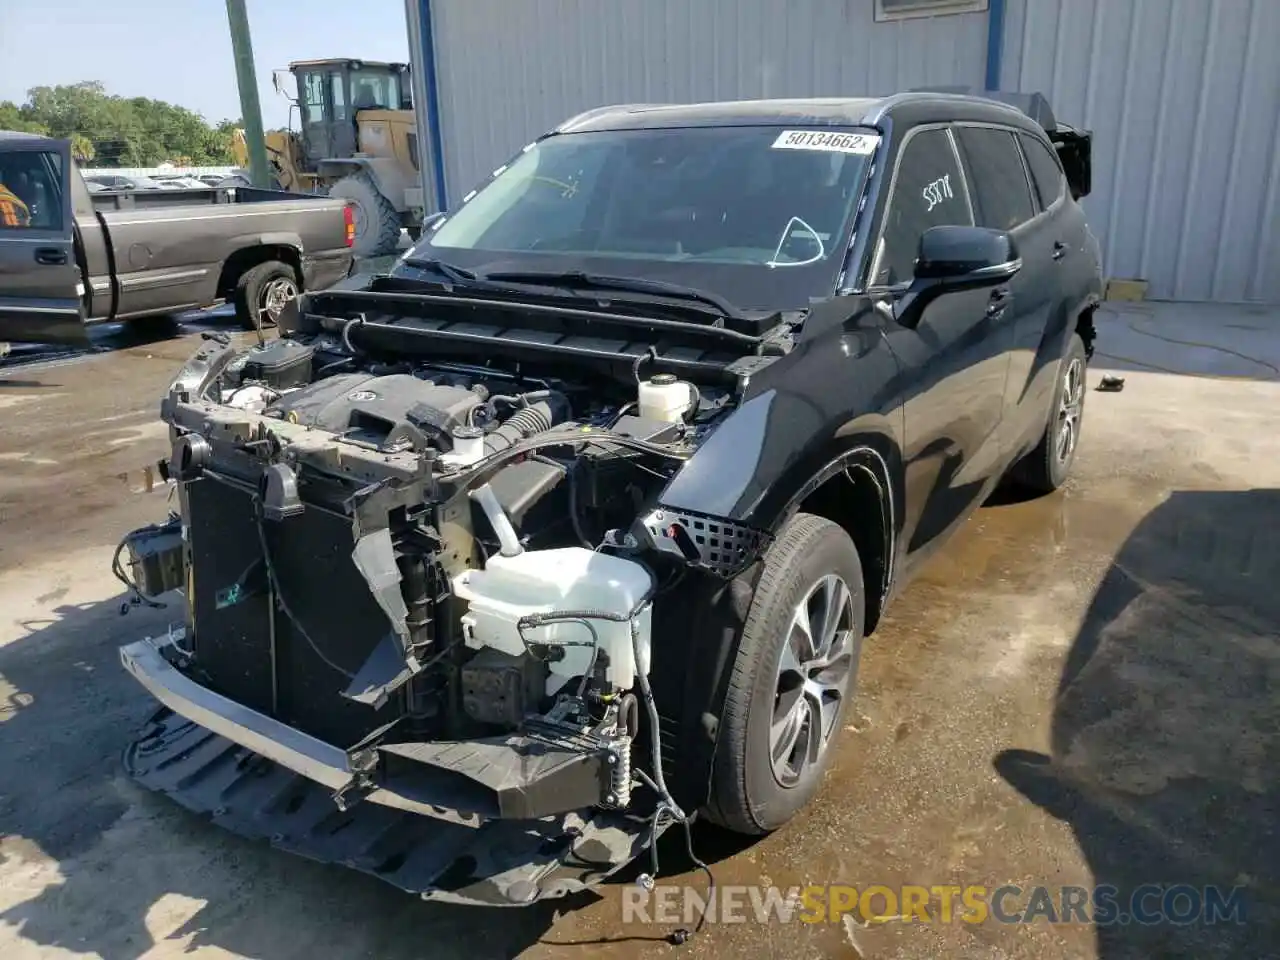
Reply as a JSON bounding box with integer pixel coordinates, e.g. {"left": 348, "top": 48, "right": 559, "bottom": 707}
{"left": 228, "top": 59, "right": 425, "bottom": 257}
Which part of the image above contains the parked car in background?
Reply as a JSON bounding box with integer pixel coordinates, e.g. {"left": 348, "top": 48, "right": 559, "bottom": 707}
{"left": 0, "top": 130, "right": 358, "bottom": 343}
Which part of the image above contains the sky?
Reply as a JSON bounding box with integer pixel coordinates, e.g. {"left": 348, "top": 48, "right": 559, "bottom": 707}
{"left": 0, "top": 0, "right": 411, "bottom": 130}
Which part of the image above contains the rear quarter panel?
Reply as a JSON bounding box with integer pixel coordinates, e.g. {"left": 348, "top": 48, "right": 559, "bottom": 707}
{"left": 100, "top": 200, "right": 350, "bottom": 318}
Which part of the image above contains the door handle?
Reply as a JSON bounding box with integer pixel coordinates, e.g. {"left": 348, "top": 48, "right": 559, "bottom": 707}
{"left": 986, "top": 287, "right": 1012, "bottom": 316}
{"left": 34, "top": 247, "right": 68, "bottom": 266}
{"left": 1052, "top": 241, "right": 1068, "bottom": 261}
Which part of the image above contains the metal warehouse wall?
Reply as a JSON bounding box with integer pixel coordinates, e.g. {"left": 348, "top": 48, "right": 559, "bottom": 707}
{"left": 1000, "top": 0, "right": 1280, "bottom": 302}
{"left": 426, "top": 0, "right": 1280, "bottom": 304}
{"left": 431, "top": 0, "right": 988, "bottom": 201}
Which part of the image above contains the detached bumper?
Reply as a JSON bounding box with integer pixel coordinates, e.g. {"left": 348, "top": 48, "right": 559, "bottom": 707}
{"left": 119, "top": 635, "right": 657, "bottom": 905}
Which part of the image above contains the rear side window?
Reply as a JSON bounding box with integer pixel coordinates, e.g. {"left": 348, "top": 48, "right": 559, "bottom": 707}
{"left": 955, "top": 127, "right": 1035, "bottom": 231}
{"left": 1019, "top": 132, "right": 1065, "bottom": 209}
{"left": 874, "top": 127, "right": 973, "bottom": 285}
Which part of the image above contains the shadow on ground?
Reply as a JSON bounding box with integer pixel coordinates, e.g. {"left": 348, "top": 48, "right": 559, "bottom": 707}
{"left": 996, "top": 488, "right": 1280, "bottom": 959}
{"left": 0, "top": 585, "right": 749, "bottom": 958}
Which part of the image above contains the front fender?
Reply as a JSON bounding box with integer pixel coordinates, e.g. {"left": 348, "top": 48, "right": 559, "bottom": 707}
{"left": 656, "top": 319, "right": 904, "bottom": 537}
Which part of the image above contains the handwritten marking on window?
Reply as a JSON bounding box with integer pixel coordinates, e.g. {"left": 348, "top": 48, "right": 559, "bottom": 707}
{"left": 922, "top": 174, "right": 954, "bottom": 212}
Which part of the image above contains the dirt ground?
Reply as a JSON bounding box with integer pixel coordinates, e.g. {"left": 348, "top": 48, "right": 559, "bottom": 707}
{"left": 1, "top": 303, "right": 1278, "bottom": 959}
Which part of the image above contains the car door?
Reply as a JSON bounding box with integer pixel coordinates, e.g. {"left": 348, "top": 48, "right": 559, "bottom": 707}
{"left": 0, "top": 137, "right": 88, "bottom": 345}
{"left": 1015, "top": 129, "right": 1083, "bottom": 451}
{"left": 952, "top": 125, "right": 1055, "bottom": 462}
{"left": 868, "top": 125, "right": 1016, "bottom": 578}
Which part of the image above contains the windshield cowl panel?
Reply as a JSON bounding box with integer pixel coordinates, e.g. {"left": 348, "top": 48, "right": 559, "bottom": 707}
{"left": 393, "top": 125, "right": 879, "bottom": 313}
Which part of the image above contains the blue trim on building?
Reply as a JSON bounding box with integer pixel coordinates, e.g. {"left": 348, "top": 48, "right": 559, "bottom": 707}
{"left": 417, "top": 0, "right": 450, "bottom": 210}
{"left": 984, "top": 0, "right": 1006, "bottom": 91}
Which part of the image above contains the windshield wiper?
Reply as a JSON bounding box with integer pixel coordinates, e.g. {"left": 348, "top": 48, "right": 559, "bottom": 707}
{"left": 401, "top": 257, "right": 481, "bottom": 285}
{"left": 477, "top": 269, "right": 744, "bottom": 319}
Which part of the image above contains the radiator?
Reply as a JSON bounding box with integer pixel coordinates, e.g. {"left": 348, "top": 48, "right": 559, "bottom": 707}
{"left": 186, "top": 478, "right": 405, "bottom": 747}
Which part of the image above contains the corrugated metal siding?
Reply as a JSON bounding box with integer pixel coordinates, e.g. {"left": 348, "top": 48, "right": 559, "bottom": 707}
{"left": 431, "top": 0, "right": 988, "bottom": 203}
{"left": 1001, "top": 0, "right": 1280, "bottom": 302}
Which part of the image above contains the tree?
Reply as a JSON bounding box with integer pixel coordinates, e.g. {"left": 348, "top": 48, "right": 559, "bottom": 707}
{"left": 0, "top": 101, "right": 48, "bottom": 135}
{"left": 70, "top": 133, "right": 95, "bottom": 163}
{"left": 6, "top": 82, "right": 239, "bottom": 167}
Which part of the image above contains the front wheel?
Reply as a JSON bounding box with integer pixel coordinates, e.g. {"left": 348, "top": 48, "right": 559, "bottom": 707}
{"left": 1012, "top": 332, "right": 1088, "bottom": 494}
{"left": 233, "top": 260, "right": 298, "bottom": 332}
{"left": 704, "top": 513, "right": 865, "bottom": 835}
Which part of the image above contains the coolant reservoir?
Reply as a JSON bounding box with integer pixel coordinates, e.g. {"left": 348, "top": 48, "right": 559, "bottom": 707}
{"left": 452, "top": 547, "right": 653, "bottom": 693}
{"left": 638, "top": 373, "right": 692, "bottom": 423}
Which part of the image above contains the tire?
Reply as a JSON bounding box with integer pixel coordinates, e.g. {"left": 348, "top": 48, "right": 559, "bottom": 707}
{"left": 704, "top": 513, "right": 866, "bottom": 835}
{"left": 233, "top": 260, "right": 298, "bottom": 332}
{"left": 329, "top": 173, "right": 401, "bottom": 257}
{"left": 1012, "top": 332, "right": 1088, "bottom": 494}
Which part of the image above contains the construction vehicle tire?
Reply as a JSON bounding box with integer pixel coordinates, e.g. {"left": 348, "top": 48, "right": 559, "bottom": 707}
{"left": 329, "top": 173, "right": 401, "bottom": 257}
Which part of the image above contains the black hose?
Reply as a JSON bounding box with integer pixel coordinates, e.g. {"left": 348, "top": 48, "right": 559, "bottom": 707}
{"left": 682, "top": 382, "right": 701, "bottom": 422}
{"left": 632, "top": 346, "right": 658, "bottom": 384}
{"left": 481, "top": 391, "right": 572, "bottom": 455}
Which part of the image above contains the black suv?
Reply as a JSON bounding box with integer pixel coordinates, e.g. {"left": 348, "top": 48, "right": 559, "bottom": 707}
{"left": 119, "top": 90, "right": 1102, "bottom": 906}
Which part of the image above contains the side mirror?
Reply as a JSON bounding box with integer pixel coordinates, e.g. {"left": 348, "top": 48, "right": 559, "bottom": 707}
{"left": 894, "top": 225, "right": 1021, "bottom": 328}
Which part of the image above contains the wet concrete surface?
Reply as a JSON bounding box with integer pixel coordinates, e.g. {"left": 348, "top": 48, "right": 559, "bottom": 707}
{"left": 1, "top": 304, "right": 1278, "bottom": 958}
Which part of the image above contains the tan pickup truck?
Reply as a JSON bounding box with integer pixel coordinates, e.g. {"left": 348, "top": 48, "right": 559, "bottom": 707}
{"left": 0, "top": 130, "right": 356, "bottom": 345}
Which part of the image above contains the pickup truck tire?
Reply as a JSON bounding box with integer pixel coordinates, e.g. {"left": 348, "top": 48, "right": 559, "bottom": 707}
{"left": 1012, "top": 332, "right": 1088, "bottom": 494}
{"left": 329, "top": 173, "right": 401, "bottom": 257}
{"left": 233, "top": 260, "right": 298, "bottom": 331}
{"left": 704, "top": 513, "right": 865, "bottom": 835}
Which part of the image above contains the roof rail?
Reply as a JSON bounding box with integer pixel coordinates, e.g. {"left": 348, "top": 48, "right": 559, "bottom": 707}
{"left": 908, "top": 86, "right": 1058, "bottom": 132}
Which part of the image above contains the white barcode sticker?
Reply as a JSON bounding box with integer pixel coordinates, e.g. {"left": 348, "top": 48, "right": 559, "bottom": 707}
{"left": 771, "top": 130, "right": 880, "bottom": 155}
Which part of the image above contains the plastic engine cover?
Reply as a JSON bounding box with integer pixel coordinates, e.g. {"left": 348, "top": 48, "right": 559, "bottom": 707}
{"left": 265, "top": 373, "right": 482, "bottom": 447}
{"left": 452, "top": 547, "right": 653, "bottom": 693}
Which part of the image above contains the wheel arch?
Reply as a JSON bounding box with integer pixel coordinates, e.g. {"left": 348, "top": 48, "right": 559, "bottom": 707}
{"left": 216, "top": 243, "right": 303, "bottom": 300}
{"left": 785, "top": 445, "right": 896, "bottom": 636}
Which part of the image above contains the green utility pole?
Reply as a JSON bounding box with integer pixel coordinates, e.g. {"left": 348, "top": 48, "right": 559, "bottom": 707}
{"left": 225, "top": 0, "right": 271, "bottom": 189}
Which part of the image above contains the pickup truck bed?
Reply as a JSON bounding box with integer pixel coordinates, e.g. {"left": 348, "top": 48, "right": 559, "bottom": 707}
{"left": 0, "top": 131, "right": 356, "bottom": 345}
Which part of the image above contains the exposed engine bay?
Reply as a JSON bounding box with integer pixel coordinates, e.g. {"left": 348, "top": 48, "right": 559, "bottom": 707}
{"left": 117, "top": 282, "right": 788, "bottom": 905}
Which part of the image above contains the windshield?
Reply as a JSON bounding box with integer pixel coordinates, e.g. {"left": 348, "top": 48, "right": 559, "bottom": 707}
{"left": 400, "top": 125, "right": 878, "bottom": 311}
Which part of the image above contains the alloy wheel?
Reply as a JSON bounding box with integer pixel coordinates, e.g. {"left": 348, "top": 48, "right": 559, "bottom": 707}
{"left": 770, "top": 573, "right": 857, "bottom": 787}
{"left": 259, "top": 276, "right": 298, "bottom": 324}
{"left": 1055, "top": 356, "right": 1085, "bottom": 465}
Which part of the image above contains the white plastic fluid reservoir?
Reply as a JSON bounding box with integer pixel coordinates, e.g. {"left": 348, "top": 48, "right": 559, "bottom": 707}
{"left": 638, "top": 373, "right": 691, "bottom": 423}
{"left": 440, "top": 425, "right": 485, "bottom": 467}
{"left": 451, "top": 547, "right": 653, "bottom": 692}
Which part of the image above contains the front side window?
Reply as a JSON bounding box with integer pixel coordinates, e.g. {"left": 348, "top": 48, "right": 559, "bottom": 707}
{"left": 299, "top": 71, "right": 327, "bottom": 126}
{"left": 1019, "top": 132, "right": 1065, "bottom": 210}
{"left": 955, "top": 127, "right": 1036, "bottom": 230}
{"left": 874, "top": 127, "right": 973, "bottom": 285}
{"left": 414, "top": 125, "right": 877, "bottom": 310}
{"left": 0, "top": 150, "right": 64, "bottom": 230}
{"left": 329, "top": 72, "right": 348, "bottom": 121}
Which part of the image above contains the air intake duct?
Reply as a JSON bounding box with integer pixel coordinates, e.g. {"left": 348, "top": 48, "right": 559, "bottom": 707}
{"left": 483, "top": 390, "right": 569, "bottom": 455}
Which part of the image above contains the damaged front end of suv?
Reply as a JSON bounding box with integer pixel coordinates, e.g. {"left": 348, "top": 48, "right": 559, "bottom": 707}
{"left": 116, "top": 276, "right": 796, "bottom": 905}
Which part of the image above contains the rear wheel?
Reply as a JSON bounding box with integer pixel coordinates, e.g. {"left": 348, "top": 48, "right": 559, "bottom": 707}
{"left": 329, "top": 173, "right": 401, "bottom": 257}
{"left": 704, "top": 513, "right": 865, "bottom": 835}
{"left": 1012, "top": 332, "right": 1088, "bottom": 494}
{"left": 233, "top": 260, "right": 298, "bottom": 332}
